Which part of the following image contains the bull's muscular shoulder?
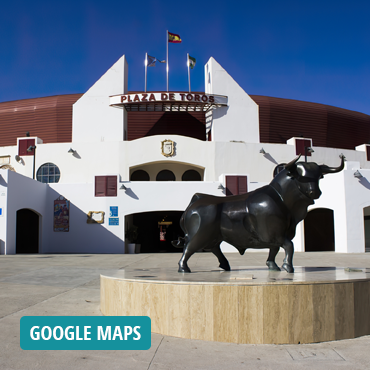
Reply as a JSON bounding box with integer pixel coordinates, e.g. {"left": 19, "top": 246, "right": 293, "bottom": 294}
{"left": 247, "top": 185, "right": 288, "bottom": 213}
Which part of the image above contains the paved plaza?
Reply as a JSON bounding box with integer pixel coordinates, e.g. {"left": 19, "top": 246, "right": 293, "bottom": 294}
{"left": 1, "top": 251, "right": 370, "bottom": 369}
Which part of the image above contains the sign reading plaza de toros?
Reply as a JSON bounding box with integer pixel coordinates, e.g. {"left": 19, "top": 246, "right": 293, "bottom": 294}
{"left": 110, "top": 92, "right": 228, "bottom": 108}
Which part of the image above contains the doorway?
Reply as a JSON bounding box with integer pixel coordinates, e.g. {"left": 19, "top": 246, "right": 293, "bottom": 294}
{"left": 364, "top": 206, "right": 370, "bottom": 252}
{"left": 16, "top": 209, "right": 39, "bottom": 253}
{"left": 304, "top": 208, "right": 335, "bottom": 251}
{"left": 131, "top": 211, "right": 184, "bottom": 253}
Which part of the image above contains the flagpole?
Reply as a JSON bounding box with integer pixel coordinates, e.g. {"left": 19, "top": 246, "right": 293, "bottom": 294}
{"left": 145, "top": 53, "right": 148, "bottom": 93}
{"left": 166, "top": 30, "right": 169, "bottom": 92}
{"left": 187, "top": 53, "right": 191, "bottom": 92}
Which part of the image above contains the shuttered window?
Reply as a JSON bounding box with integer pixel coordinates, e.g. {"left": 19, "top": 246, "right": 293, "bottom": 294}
{"left": 95, "top": 176, "right": 117, "bottom": 197}
{"left": 226, "top": 176, "right": 248, "bottom": 196}
{"left": 295, "top": 139, "right": 312, "bottom": 156}
{"left": 366, "top": 146, "right": 370, "bottom": 161}
{"left": 18, "top": 139, "right": 35, "bottom": 156}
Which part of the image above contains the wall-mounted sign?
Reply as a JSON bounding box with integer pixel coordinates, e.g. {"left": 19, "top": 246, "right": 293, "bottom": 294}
{"left": 0, "top": 208, "right": 3, "bottom": 217}
{"left": 87, "top": 211, "right": 105, "bottom": 224}
{"left": 0, "top": 156, "right": 10, "bottom": 165}
{"left": 110, "top": 92, "right": 228, "bottom": 112}
{"left": 161, "top": 139, "right": 175, "bottom": 157}
{"left": 110, "top": 206, "right": 118, "bottom": 217}
{"left": 54, "top": 196, "right": 69, "bottom": 232}
{"left": 109, "top": 218, "right": 119, "bottom": 226}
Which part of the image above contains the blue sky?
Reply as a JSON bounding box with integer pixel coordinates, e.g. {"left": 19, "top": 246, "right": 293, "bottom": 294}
{"left": 1, "top": 0, "right": 370, "bottom": 114}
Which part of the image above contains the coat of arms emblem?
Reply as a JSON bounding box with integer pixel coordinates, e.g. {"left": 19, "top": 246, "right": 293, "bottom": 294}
{"left": 161, "top": 139, "right": 175, "bottom": 157}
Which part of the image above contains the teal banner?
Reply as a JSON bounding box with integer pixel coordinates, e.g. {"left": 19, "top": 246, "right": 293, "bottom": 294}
{"left": 20, "top": 316, "right": 151, "bottom": 350}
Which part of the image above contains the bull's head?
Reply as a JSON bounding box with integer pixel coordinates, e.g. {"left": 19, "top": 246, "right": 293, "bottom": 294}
{"left": 283, "top": 154, "right": 345, "bottom": 201}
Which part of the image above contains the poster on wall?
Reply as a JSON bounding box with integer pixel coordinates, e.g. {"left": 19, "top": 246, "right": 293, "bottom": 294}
{"left": 54, "top": 196, "right": 70, "bottom": 232}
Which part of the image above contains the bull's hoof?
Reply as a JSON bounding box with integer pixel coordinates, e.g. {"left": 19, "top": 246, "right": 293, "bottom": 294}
{"left": 219, "top": 261, "right": 231, "bottom": 271}
{"left": 178, "top": 264, "right": 191, "bottom": 273}
{"left": 282, "top": 263, "right": 294, "bottom": 273}
{"left": 266, "top": 261, "right": 281, "bottom": 271}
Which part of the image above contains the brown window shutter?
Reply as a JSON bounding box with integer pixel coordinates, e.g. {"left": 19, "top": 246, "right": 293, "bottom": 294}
{"left": 226, "top": 176, "right": 238, "bottom": 196}
{"left": 226, "top": 176, "right": 248, "bottom": 195}
{"left": 106, "top": 176, "right": 117, "bottom": 196}
{"left": 295, "top": 139, "right": 311, "bottom": 156}
{"left": 95, "top": 176, "right": 107, "bottom": 197}
{"left": 19, "top": 139, "right": 35, "bottom": 156}
{"left": 238, "top": 176, "right": 248, "bottom": 194}
{"left": 366, "top": 146, "right": 370, "bottom": 161}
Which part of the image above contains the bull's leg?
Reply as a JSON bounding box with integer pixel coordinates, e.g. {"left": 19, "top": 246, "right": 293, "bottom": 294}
{"left": 266, "top": 247, "right": 281, "bottom": 271}
{"left": 281, "top": 239, "right": 294, "bottom": 273}
{"left": 178, "top": 242, "right": 198, "bottom": 273}
{"left": 211, "top": 244, "right": 230, "bottom": 271}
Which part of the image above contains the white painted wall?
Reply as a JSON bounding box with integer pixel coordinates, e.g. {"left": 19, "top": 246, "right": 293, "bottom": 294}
{"left": 72, "top": 55, "right": 128, "bottom": 143}
{"left": 2, "top": 54, "right": 370, "bottom": 255}
{"left": 1, "top": 170, "right": 48, "bottom": 254}
{"left": 205, "top": 57, "right": 260, "bottom": 143}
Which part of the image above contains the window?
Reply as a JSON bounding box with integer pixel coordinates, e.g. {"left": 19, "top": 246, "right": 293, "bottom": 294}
{"left": 225, "top": 176, "right": 248, "bottom": 196}
{"left": 95, "top": 176, "right": 117, "bottom": 197}
{"left": 156, "top": 170, "right": 175, "bottom": 181}
{"left": 36, "top": 163, "right": 60, "bottom": 183}
{"left": 295, "top": 139, "right": 312, "bottom": 156}
{"left": 18, "top": 139, "right": 35, "bottom": 156}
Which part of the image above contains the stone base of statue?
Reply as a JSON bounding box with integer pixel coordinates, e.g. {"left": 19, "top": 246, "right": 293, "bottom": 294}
{"left": 100, "top": 265, "right": 370, "bottom": 344}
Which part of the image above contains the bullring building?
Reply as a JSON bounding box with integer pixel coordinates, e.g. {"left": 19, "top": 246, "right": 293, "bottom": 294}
{"left": 1, "top": 55, "right": 370, "bottom": 255}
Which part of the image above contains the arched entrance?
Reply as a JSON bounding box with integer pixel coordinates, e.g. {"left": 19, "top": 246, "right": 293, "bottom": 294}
{"left": 304, "top": 208, "right": 335, "bottom": 251}
{"left": 127, "top": 211, "right": 184, "bottom": 253}
{"left": 16, "top": 209, "right": 40, "bottom": 253}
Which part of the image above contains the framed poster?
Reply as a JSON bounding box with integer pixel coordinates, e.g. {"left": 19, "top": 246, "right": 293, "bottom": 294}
{"left": 54, "top": 196, "right": 70, "bottom": 232}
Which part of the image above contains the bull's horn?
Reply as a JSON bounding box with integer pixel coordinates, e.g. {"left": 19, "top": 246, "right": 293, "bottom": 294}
{"left": 284, "top": 155, "right": 301, "bottom": 171}
{"left": 320, "top": 154, "right": 345, "bottom": 174}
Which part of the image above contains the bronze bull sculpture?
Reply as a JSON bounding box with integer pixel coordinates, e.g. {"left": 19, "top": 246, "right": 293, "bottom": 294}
{"left": 173, "top": 154, "right": 345, "bottom": 273}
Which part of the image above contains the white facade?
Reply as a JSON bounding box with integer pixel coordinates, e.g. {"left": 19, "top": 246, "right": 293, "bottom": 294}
{"left": 1, "top": 55, "right": 370, "bottom": 255}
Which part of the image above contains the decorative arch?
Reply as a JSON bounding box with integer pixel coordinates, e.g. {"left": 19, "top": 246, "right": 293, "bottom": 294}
{"left": 129, "top": 161, "right": 204, "bottom": 182}
{"left": 304, "top": 208, "right": 335, "bottom": 251}
{"left": 182, "top": 169, "right": 202, "bottom": 181}
{"left": 130, "top": 170, "right": 150, "bottom": 181}
{"left": 156, "top": 170, "right": 176, "bottom": 181}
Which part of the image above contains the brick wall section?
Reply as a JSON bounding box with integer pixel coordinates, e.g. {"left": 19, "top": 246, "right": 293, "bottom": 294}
{"left": 251, "top": 95, "right": 370, "bottom": 150}
{"left": 0, "top": 94, "right": 82, "bottom": 146}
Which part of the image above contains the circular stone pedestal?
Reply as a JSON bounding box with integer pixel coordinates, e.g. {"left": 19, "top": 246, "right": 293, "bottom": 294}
{"left": 100, "top": 266, "right": 370, "bottom": 344}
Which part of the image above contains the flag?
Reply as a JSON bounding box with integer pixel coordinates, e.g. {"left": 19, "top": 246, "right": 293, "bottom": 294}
{"left": 188, "top": 55, "right": 196, "bottom": 69}
{"left": 168, "top": 32, "right": 182, "bottom": 43}
{"left": 147, "top": 55, "right": 166, "bottom": 67}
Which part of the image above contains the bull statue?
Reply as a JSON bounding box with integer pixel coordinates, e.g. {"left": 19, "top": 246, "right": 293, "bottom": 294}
{"left": 173, "top": 154, "right": 345, "bottom": 273}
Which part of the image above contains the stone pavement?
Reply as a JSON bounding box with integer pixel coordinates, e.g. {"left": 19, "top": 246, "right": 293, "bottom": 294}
{"left": 1, "top": 251, "right": 370, "bottom": 370}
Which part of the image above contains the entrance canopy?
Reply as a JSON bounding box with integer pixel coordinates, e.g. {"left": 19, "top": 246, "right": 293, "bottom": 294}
{"left": 110, "top": 92, "right": 228, "bottom": 112}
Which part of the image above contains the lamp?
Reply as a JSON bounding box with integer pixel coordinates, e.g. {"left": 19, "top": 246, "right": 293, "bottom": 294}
{"left": 259, "top": 148, "right": 266, "bottom": 154}
{"left": 68, "top": 148, "right": 76, "bottom": 154}
{"left": 354, "top": 170, "right": 363, "bottom": 179}
{"left": 15, "top": 155, "right": 21, "bottom": 162}
{"left": 120, "top": 184, "right": 127, "bottom": 190}
{"left": 26, "top": 145, "right": 36, "bottom": 179}
{"left": 218, "top": 184, "right": 225, "bottom": 190}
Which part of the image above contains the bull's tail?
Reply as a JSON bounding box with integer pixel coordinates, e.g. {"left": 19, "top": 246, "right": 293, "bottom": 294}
{"left": 171, "top": 236, "right": 187, "bottom": 248}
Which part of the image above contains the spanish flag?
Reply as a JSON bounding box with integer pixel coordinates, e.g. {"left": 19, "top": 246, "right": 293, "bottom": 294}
{"left": 168, "top": 32, "right": 182, "bottom": 43}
